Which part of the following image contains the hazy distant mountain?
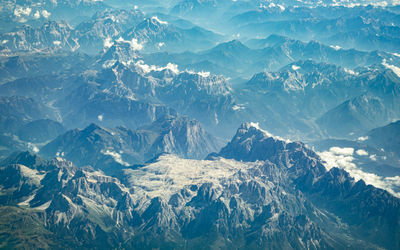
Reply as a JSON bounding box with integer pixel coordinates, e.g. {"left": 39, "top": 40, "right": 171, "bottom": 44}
{"left": 317, "top": 95, "right": 390, "bottom": 138}
{"left": 0, "top": 21, "right": 79, "bottom": 53}
{"left": 0, "top": 52, "right": 92, "bottom": 84}
{"left": 236, "top": 60, "right": 400, "bottom": 139}
{"left": 76, "top": 9, "right": 145, "bottom": 54}
{"left": 233, "top": 14, "right": 400, "bottom": 53}
{"left": 40, "top": 117, "right": 222, "bottom": 173}
{"left": 123, "top": 16, "right": 222, "bottom": 52}
{"left": 143, "top": 36, "right": 400, "bottom": 79}
{"left": 17, "top": 119, "right": 65, "bottom": 143}
{"left": 367, "top": 120, "right": 400, "bottom": 159}
{"left": 0, "top": 96, "right": 55, "bottom": 133}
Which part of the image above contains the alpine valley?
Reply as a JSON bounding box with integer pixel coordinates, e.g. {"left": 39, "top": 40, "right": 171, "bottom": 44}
{"left": 0, "top": 0, "right": 400, "bottom": 249}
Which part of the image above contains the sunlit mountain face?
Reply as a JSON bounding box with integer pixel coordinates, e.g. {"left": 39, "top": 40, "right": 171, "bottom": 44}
{"left": 0, "top": 0, "right": 400, "bottom": 249}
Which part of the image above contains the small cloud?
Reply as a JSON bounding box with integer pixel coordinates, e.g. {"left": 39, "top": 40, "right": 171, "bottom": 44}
{"left": 14, "top": 6, "right": 32, "bottom": 17}
{"left": 101, "top": 149, "right": 129, "bottom": 166}
{"left": 356, "top": 149, "right": 368, "bottom": 156}
{"left": 33, "top": 10, "right": 40, "bottom": 19}
{"left": 318, "top": 147, "right": 400, "bottom": 197}
{"left": 116, "top": 37, "right": 143, "bottom": 51}
{"left": 41, "top": 10, "right": 51, "bottom": 19}
{"left": 329, "top": 147, "right": 354, "bottom": 156}
{"left": 98, "top": 114, "right": 103, "bottom": 121}
{"left": 357, "top": 136, "right": 368, "bottom": 141}
{"left": 157, "top": 42, "right": 165, "bottom": 49}
{"left": 134, "top": 60, "right": 180, "bottom": 74}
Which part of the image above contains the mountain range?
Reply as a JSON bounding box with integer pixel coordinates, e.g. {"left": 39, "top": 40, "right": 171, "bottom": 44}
{"left": 1, "top": 0, "right": 400, "bottom": 248}
{"left": 1, "top": 124, "right": 399, "bottom": 249}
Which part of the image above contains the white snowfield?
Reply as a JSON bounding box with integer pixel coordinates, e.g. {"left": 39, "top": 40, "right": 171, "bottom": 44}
{"left": 123, "top": 154, "right": 263, "bottom": 200}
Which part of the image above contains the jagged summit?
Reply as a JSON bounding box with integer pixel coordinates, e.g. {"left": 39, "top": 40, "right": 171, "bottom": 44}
{"left": 212, "top": 122, "right": 310, "bottom": 162}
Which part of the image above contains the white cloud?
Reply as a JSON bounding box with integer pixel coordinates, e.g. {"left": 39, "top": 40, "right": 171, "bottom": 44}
{"left": 101, "top": 149, "right": 129, "bottom": 166}
{"left": 14, "top": 6, "right": 32, "bottom": 17}
{"left": 28, "top": 143, "right": 39, "bottom": 153}
{"left": 134, "top": 60, "right": 179, "bottom": 74}
{"left": 357, "top": 136, "right": 368, "bottom": 141}
{"left": 329, "top": 147, "right": 354, "bottom": 156}
{"left": 33, "top": 10, "right": 40, "bottom": 19}
{"left": 41, "top": 10, "right": 51, "bottom": 19}
{"left": 356, "top": 149, "right": 368, "bottom": 156}
{"left": 318, "top": 147, "right": 400, "bottom": 197}
{"left": 116, "top": 37, "right": 143, "bottom": 51}
{"left": 97, "top": 114, "right": 103, "bottom": 121}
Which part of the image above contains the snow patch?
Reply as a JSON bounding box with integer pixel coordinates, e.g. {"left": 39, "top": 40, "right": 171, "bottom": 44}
{"left": 151, "top": 16, "right": 168, "bottom": 25}
{"left": 123, "top": 154, "right": 261, "bottom": 200}
{"left": 248, "top": 122, "right": 291, "bottom": 143}
{"left": 103, "top": 37, "right": 113, "bottom": 49}
{"left": 291, "top": 65, "right": 300, "bottom": 71}
{"left": 344, "top": 68, "right": 357, "bottom": 75}
{"left": 330, "top": 45, "right": 341, "bottom": 50}
{"left": 392, "top": 52, "right": 400, "bottom": 58}
{"left": 28, "top": 143, "right": 40, "bottom": 153}
{"left": 197, "top": 71, "right": 210, "bottom": 77}
{"left": 382, "top": 59, "right": 400, "bottom": 78}
{"left": 232, "top": 104, "right": 245, "bottom": 111}
{"left": 157, "top": 42, "right": 165, "bottom": 48}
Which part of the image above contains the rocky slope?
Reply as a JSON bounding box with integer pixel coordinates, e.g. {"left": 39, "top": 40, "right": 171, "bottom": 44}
{"left": 0, "top": 124, "right": 399, "bottom": 249}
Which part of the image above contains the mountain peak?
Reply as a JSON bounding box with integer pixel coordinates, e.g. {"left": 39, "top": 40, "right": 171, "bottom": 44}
{"left": 213, "top": 123, "right": 299, "bottom": 162}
